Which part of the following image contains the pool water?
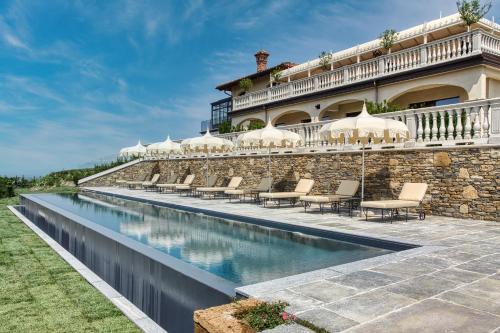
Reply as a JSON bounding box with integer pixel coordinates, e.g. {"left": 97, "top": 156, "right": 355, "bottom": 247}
{"left": 31, "top": 192, "right": 393, "bottom": 286}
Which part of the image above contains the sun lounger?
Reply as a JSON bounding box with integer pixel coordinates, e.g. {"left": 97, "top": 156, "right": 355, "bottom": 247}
{"left": 158, "top": 174, "right": 194, "bottom": 193}
{"left": 300, "top": 180, "right": 360, "bottom": 214}
{"left": 190, "top": 176, "right": 218, "bottom": 197}
{"left": 259, "top": 179, "right": 315, "bottom": 207}
{"left": 156, "top": 174, "right": 179, "bottom": 192}
{"left": 127, "top": 174, "right": 149, "bottom": 189}
{"left": 225, "top": 177, "right": 273, "bottom": 202}
{"left": 115, "top": 179, "right": 129, "bottom": 187}
{"left": 197, "top": 177, "right": 243, "bottom": 199}
{"left": 361, "top": 183, "right": 428, "bottom": 222}
{"left": 142, "top": 174, "right": 160, "bottom": 191}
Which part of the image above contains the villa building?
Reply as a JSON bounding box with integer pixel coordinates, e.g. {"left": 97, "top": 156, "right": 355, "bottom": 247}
{"left": 205, "top": 13, "right": 500, "bottom": 145}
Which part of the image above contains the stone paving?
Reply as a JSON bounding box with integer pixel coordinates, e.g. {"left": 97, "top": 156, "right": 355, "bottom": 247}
{"left": 84, "top": 187, "right": 500, "bottom": 333}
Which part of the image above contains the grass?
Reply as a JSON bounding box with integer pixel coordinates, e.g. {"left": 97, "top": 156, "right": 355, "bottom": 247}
{"left": 0, "top": 188, "right": 141, "bottom": 333}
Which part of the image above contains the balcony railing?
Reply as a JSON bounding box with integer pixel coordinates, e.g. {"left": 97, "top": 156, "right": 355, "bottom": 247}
{"left": 233, "top": 30, "right": 500, "bottom": 111}
{"left": 212, "top": 99, "right": 499, "bottom": 153}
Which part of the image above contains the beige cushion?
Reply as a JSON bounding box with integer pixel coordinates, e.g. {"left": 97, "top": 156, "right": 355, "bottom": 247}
{"left": 259, "top": 192, "right": 306, "bottom": 199}
{"left": 225, "top": 189, "right": 244, "bottom": 195}
{"left": 183, "top": 174, "right": 195, "bottom": 185}
{"left": 295, "top": 179, "right": 314, "bottom": 194}
{"left": 398, "top": 183, "right": 428, "bottom": 202}
{"left": 361, "top": 200, "right": 420, "bottom": 209}
{"left": 157, "top": 183, "right": 177, "bottom": 188}
{"left": 197, "top": 187, "right": 228, "bottom": 192}
{"left": 116, "top": 180, "right": 127, "bottom": 183}
{"left": 127, "top": 181, "right": 143, "bottom": 185}
{"left": 336, "top": 180, "right": 360, "bottom": 197}
{"left": 300, "top": 195, "right": 348, "bottom": 203}
{"left": 176, "top": 185, "right": 192, "bottom": 190}
{"left": 227, "top": 177, "right": 243, "bottom": 188}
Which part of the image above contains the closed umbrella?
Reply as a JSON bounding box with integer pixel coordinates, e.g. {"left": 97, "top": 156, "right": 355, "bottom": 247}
{"left": 319, "top": 103, "right": 409, "bottom": 200}
{"left": 181, "top": 130, "right": 234, "bottom": 185}
{"left": 236, "top": 120, "right": 303, "bottom": 191}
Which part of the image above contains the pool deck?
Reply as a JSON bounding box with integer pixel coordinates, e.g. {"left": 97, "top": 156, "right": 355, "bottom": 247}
{"left": 83, "top": 187, "right": 500, "bottom": 333}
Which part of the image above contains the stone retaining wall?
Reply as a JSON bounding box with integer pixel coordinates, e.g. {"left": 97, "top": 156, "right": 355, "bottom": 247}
{"left": 81, "top": 146, "right": 500, "bottom": 221}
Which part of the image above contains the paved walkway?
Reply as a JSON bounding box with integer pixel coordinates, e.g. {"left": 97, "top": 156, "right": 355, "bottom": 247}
{"left": 84, "top": 187, "right": 500, "bottom": 333}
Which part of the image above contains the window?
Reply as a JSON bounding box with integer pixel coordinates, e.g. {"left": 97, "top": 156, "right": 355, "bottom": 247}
{"left": 210, "top": 97, "right": 232, "bottom": 129}
{"left": 409, "top": 96, "right": 459, "bottom": 109}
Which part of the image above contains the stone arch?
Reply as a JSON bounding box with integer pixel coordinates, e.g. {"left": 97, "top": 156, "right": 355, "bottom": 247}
{"left": 272, "top": 110, "right": 312, "bottom": 126}
{"left": 319, "top": 99, "right": 364, "bottom": 120}
{"left": 387, "top": 84, "right": 469, "bottom": 108}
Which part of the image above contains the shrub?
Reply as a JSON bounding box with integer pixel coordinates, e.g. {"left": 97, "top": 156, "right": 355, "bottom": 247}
{"left": 457, "top": 0, "right": 492, "bottom": 28}
{"left": 239, "top": 78, "right": 253, "bottom": 92}
{"left": 218, "top": 120, "right": 232, "bottom": 134}
{"left": 0, "top": 177, "right": 15, "bottom": 199}
{"left": 365, "top": 99, "right": 401, "bottom": 114}
{"left": 234, "top": 302, "right": 290, "bottom": 331}
{"left": 318, "top": 51, "right": 332, "bottom": 70}
{"left": 379, "top": 29, "right": 398, "bottom": 51}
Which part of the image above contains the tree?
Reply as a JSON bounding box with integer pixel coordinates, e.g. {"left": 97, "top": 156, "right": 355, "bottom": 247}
{"left": 271, "top": 69, "right": 282, "bottom": 85}
{"left": 239, "top": 78, "right": 253, "bottom": 92}
{"left": 217, "top": 120, "right": 232, "bottom": 134}
{"left": 318, "top": 51, "right": 332, "bottom": 70}
{"left": 365, "top": 100, "right": 401, "bottom": 114}
{"left": 379, "top": 29, "right": 398, "bottom": 53}
{"left": 457, "top": 0, "right": 492, "bottom": 30}
{"left": 247, "top": 120, "right": 265, "bottom": 130}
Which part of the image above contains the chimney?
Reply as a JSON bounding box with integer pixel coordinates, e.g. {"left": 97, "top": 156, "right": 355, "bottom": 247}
{"left": 254, "top": 50, "right": 269, "bottom": 72}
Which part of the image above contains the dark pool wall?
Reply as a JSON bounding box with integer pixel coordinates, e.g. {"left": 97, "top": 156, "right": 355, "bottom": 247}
{"left": 20, "top": 195, "right": 232, "bottom": 333}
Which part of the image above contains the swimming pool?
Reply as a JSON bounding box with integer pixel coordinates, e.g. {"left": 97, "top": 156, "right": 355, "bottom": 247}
{"left": 18, "top": 192, "right": 414, "bottom": 332}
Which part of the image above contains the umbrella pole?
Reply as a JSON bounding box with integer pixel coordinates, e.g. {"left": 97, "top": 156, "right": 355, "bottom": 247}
{"left": 361, "top": 143, "right": 365, "bottom": 201}
{"left": 268, "top": 146, "right": 271, "bottom": 192}
{"left": 206, "top": 152, "right": 209, "bottom": 186}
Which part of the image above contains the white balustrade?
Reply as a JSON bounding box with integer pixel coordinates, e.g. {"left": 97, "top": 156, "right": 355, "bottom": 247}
{"left": 233, "top": 30, "right": 497, "bottom": 111}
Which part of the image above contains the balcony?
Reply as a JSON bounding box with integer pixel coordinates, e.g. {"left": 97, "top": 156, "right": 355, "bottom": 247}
{"left": 214, "top": 98, "right": 499, "bottom": 151}
{"left": 232, "top": 30, "right": 500, "bottom": 111}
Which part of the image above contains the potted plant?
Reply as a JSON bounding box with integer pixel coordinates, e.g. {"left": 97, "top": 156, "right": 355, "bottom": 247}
{"left": 318, "top": 51, "right": 333, "bottom": 71}
{"left": 239, "top": 78, "right": 253, "bottom": 94}
{"left": 457, "top": 0, "right": 492, "bottom": 32}
{"left": 271, "top": 69, "right": 282, "bottom": 86}
{"left": 379, "top": 29, "right": 398, "bottom": 54}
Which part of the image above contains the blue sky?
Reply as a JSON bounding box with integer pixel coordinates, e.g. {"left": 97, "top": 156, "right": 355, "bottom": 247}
{"left": 0, "top": 0, "right": 498, "bottom": 177}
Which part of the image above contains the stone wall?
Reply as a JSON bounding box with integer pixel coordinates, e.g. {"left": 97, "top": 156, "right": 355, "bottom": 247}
{"left": 81, "top": 146, "right": 500, "bottom": 221}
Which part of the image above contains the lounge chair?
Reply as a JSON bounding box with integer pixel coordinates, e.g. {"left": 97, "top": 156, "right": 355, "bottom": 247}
{"left": 300, "top": 180, "right": 360, "bottom": 215}
{"left": 142, "top": 174, "right": 160, "bottom": 191}
{"left": 259, "top": 179, "right": 315, "bottom": 207}
{"left": 127, "top": 175, "right": 149, "bottom": 189}
{"left": 225, "top": 177, "right": 273, "bottom": 203}
{"left": 190, "top": 175, "right": 218, "bottom": 197}
{"left": 115, "top": 179, "right": 129, "bottom": 187}
{"left": 197, "top": 177, "right": 243, "bottom": 199}
{"left": 158, "top": 174, "right": 194, "bottom": 193}
{"left": 156, "top": 174, "right": 179, "bottom": 193}
{"left": 175, "top": 175, "right": 215, "bottom": 196}
{"left": 360, "top": 183, "right": 428, "bottom": 222}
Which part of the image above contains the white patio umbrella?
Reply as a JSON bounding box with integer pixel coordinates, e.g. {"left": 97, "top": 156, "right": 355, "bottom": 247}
{"left": 118, "top": 147, "right": 129, "bottom": 158}
{"left": 181, "top": 130, "right": 234, "bottom": 185}
{"left": 236, "top": 120, "right": 303, "bottom": 191}
{"left": 126, "top": 140, "right": 147, "bottom": 158}
{"left": 157, "top": 136, "right": 182, "bottom": 157}
{"left": 145, "top": 142, "right": 161, "bottom": 157}
{"left": 319, "top": 103, "right": 409, "bottom": 200}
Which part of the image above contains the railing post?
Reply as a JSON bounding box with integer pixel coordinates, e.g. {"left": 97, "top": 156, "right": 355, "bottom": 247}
{"left": 416, "top": 113, "right": 423, "bottom": 143}
{"left": 420, "top": 45, "right": 427, "bottom": 65}
{"left": 424, "top": 112, "right": 431, "bottom": 142}
{"left": 405, "top": 113, "right": 417, "bottom": 141}
{"left": 438, "top": 110, "right": 446, "bottom": 141}
{"left": 488, "top": 103, "right": 500, "bottom": 144}
{"left": 378, "top": 58, "right": 385, "bottom": 75}
{"left": 472, "top": 30, "right": 481, "bottom": 53}
{"left": 472, "top": 106, "right": 481, "bottom": 139}
{"left": 446, "top": 109, "right": 455, "bottom": 140}
{"left": 343, "top": 67, "right": 349, "bottom": 83}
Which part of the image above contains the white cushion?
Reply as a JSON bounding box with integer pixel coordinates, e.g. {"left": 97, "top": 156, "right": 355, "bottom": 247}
{"left": 361, "top": 200, "right": 420, "bottom": 209}
{"left": 259, "top": 192, "right": 305, "bottom": 199}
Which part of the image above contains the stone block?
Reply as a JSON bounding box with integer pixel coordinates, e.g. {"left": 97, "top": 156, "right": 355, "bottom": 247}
{"left": 459, "top": 204, "right": 469, "bottom": 214}
{"left": 462, "top": 185, "right": 479, "bottom": 200}
{"left": 458, "top": 168, "right": 470, "bottom": 179}
{"left": 388, "top": 159, "right": 398, "bottom": 166}
{"left": 433, "top": 152, "right": 451, "bottom": 167}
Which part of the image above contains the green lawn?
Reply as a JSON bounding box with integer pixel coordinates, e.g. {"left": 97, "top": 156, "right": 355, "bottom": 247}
{"left": 0, "top": 189, "right": 141, "bottom": 333}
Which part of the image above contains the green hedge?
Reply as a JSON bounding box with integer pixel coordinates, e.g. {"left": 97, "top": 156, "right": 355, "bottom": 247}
{"left": 0, "top": 177, "right": 15, "bottom": 199}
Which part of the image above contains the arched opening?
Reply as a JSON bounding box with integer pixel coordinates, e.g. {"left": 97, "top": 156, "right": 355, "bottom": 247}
{"left": 389, "top": 85, "right": 469, "bottom": 109}
{"left": 272, "top": 111, "right": 311, "bottom": 126}
{"left": 319, "top": 100, "right": 364, "bottom": 120}
{"left": 237, "top": 118, "right": 265, "bottom": 130}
